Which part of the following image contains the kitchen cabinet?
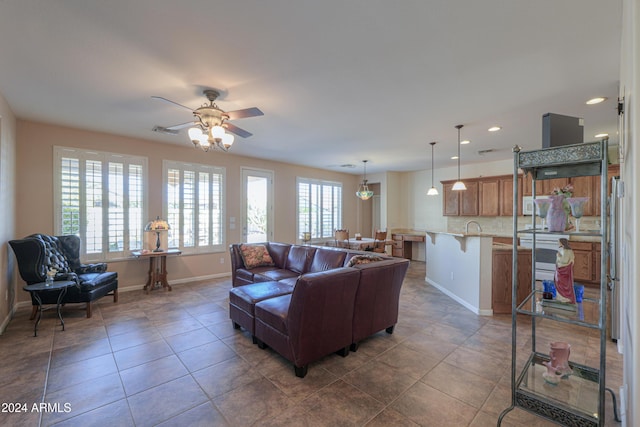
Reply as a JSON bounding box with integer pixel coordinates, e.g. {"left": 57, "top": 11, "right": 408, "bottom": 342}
{"left": 522, "top": 175, "right": 569, "bottom": 196}
{"left": 441, "top": 180, "right": 478, "bottom": 216}
{"left": 447, "top": 174, "right": 521, "bottom": 217}
{"left": 441, "top": 180, "right": 477, "bottom": 216}
{"left": 499, "top": 175, "right": 521, "bottom": 216}
{"left": 479, "top": 178, "right": 500, "bottom": 216}
{"left": 460, "top": 181, "right": 479, "bottom": 216}
{"left": 571, "top": 241, "right": 594, "bottom": 283}
{"left": 442, "top": 182, "right": 459, "bottom": 216}
{"left": 492, "top": 246, "right": 531, "bottom": 314}
{"left": 499, "top": 140, "right": 611, "bottom": 427}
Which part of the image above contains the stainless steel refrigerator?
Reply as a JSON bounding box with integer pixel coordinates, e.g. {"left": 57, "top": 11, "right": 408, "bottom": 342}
{"left": 608, "top": 175, "right": 622, "bottom": 341}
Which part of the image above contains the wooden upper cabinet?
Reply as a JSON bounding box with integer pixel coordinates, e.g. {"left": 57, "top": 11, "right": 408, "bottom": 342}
{"left": 442, "top": 180, "right": 478, "bottom": 216}
{"left": 522, "top": 173, "right": 566, "bottom": 197}
{"left": 541, "top": 177, "right": 570, "bottom": 195}
{"left": 522, "top": 173, "right": 533, "bottom": 196}
{"left": 569, "top": 175, "right": 598, "bottom": 217}
{"left": 500, "top": 175, "right": 521, "bottom": 216}
{"left": 479, "top": 179, "right": 500, "bottom": 216}
{"left": 442, "top": 182, "right": 459, "bottom": 216}
{"left": 460, "top": 181, "right": 479, "bottom": 216}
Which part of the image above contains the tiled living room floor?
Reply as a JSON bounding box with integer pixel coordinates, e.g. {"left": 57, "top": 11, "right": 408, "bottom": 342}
{"left": 0, "top": 261, "right": 622, "bottom": 427}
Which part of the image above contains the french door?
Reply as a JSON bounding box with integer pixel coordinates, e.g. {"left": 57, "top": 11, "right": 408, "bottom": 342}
{"left": 241, "top": 168, "right": 274, "bottom": 243}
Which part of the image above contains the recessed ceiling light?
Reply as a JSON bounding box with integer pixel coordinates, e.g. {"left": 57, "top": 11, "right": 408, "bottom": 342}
{"left": 594, "top": 133, "right": 609, "bottom": 138}
{"left": 460, "top": 140, "right": 470, "bottom": 145}
{"left": 451, "top": 155, "right": 459, "bottom": 160}
{"left": 488, "top": 126, "right": 502, "bottom": 132}
{"left": 586, "top": 97, "right": 607, "bottom": 105}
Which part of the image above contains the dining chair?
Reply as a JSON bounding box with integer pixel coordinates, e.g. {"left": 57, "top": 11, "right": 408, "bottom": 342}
{"left": 334, "top": 229, "right": 350, "bottom": 248}
{"left": 373, "top": 230, "right": 388, "bottom": 253}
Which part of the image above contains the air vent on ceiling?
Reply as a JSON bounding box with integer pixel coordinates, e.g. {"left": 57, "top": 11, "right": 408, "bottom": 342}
{"left": 477, "top": 149, "right": 495, "bottom": 156}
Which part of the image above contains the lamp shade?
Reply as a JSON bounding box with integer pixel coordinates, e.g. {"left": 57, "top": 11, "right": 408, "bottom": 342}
{"left": 188, "top": 127, "right": 203, "bottom": 143}
{"left": 427, "top": 187, "right": 439, "bottom": 196}
{"left": 145, "top": 216, "right": 170, "bottom": 231}
{"left": 452, "top": 181, "right": 467, "bottom": 191}
{"left": 210, "top": 125, "right": 225, "bottom": 141}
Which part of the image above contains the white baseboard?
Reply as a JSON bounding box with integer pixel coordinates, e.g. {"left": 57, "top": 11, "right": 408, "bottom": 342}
{"left": 425, "top": 277, "right": 493, "bottom": 316}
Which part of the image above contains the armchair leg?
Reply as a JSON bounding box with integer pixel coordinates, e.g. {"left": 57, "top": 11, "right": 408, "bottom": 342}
{"left": 86, "top": 302, "right": 92, "bottom": 318}
{"left": 30, "top": 305, "right": 37, "bottom": 320}
{"left": 113, "top": 289, "right": 119, "bottom": 303}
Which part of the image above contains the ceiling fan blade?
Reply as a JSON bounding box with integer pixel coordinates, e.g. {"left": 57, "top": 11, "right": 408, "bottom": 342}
{"left": 226, "top": 107, "right": 264, "bottom": 120}
{"left": 151, "top": 96, "right": 194, "bottom": 112}
{"left": 224, "top": 122, "right": 253, "bottom": 138}
{"left": 165, "top": 121, "right": 195, "bottom": 131}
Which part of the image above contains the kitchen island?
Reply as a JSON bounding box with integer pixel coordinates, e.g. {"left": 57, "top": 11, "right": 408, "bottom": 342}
{"left": 425, "top": 231, "right": 495, "bottom": 315}
{"left": 424, "top": 231, "right": 530, "bottom": 316}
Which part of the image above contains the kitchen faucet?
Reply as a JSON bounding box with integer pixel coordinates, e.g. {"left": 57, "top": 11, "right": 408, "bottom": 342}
{"left": 465, "top": 220, "right": 482, "bottom": 233}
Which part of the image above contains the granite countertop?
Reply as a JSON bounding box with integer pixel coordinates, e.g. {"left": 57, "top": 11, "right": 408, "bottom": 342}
{"left": 425, "top": 230, "right": 512, "bottom": 238}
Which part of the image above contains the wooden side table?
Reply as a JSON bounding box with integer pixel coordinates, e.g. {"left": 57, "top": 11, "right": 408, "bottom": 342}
{"left": 132, "top": 249, "right": 182, "bottom": 293}
{"left": 23, "top": 280, "right": 76, "bottom": 337}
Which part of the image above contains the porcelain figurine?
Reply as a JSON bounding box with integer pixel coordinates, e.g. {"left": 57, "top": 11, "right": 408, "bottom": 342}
{"left": 543, "top": 341, "right": 573, "bottom": 384}
{"left": 555, "top": 238, "right": 576, "bottom": 304}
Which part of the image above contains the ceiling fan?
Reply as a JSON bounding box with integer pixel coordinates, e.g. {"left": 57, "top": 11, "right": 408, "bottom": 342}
{"left": 152, "top": 89, "right": 263, "bottom": 152}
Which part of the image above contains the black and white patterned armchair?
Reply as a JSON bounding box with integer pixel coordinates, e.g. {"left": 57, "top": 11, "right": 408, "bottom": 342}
{"left": 9, "top": 234, "right": 118, "bottom": 318}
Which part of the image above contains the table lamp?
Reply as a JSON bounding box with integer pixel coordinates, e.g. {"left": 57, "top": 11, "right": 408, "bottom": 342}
{"left": 144, "top": 216, "right": 170, "bottom": 252}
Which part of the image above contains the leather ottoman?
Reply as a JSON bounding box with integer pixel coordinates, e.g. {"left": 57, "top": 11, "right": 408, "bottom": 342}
{"left": 229, "top": 281, "right": 293, "bottom": 342}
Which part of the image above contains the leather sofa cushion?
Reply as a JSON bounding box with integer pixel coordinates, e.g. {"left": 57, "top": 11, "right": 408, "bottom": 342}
{"left": 310, "top": 249, "right": 347, "bottom": 273}
{"left": 285, "top": 246, "right": 316, "bottom": 274}
{"left": 257, "top": 269, "right": 299, "bottom": 282}
{"left": 256, "top": 294, "right": 292, "bottom": 335}
{"left": 76, "top": 271, "right": 118, "bottom": 292}
{"left": 229, "top": 281, "right": 293, "bottom": 314}
{"left": 267, "top": 242, "right": 291, "bottom": 268}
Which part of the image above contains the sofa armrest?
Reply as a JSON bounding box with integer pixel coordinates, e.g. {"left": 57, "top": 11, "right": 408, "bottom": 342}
{"left": 8, "top": 238, "right": 47, "bottom": 284}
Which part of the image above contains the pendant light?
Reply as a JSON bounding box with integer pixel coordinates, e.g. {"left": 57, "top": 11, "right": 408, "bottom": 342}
{"left": 452, "top": 124, "right": 467, "bottom": 191}
{"left": 427, "top": 142, "right": 439, "bottom": 196}
{"left": 356, "top": 160, "right": 374, "bottom": 200}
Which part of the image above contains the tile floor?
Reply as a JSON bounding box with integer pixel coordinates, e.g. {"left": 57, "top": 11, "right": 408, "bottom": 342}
{"left": 0, "top": 261, "right": 622, "bottom": 427}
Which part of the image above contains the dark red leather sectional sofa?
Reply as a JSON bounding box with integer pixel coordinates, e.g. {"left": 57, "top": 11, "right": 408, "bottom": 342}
{"left": 229, "top": 242, "right": 409, "bottom": 377}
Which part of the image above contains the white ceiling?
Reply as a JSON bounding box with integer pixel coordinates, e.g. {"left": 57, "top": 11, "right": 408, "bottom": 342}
{"left": 0, "top": 0, "right": 622, "bottom": 175}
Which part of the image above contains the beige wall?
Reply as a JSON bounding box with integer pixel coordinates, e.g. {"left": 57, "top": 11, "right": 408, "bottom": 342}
{"left": 14, "top": 120, "right": 362, "bottom": 303}
{"left": 0, "top": 92, "right": 17, "bottom": 331}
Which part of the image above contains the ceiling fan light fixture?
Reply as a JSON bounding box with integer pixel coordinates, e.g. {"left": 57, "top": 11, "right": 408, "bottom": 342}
{"left": 221, "top": 133, "right": 235, "bottom": 149}
{"left": 211, "top": 125, "right": 225, "bottom": 141}
{"left": 188, "top": 127, "right": 203, "bottom": 143}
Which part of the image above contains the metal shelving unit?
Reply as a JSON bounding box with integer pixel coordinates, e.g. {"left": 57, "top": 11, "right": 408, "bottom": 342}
{"left": 498, "top": 140, "right": 612, "bottom": 426}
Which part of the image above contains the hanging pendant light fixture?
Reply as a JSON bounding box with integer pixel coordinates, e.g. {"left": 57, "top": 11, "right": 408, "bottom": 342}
{"left": 356, "top": 160, "right": 374, "bottom": 200}
{"left": 427, "top": 142, "right": 439, "bottom": 196}
{"left": 452, "top": 124, "right": 467, "bottom": 191}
